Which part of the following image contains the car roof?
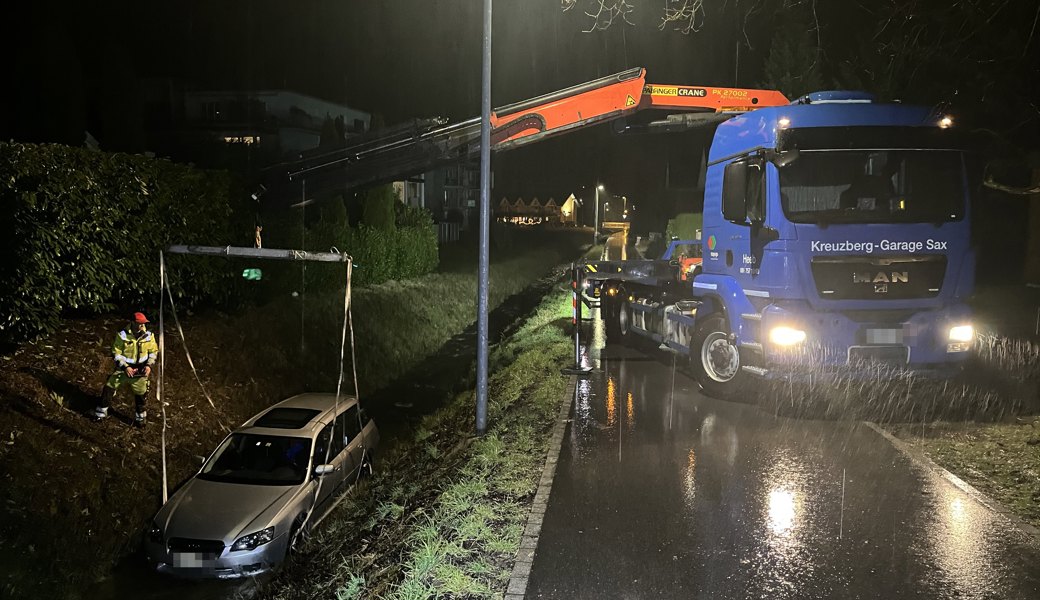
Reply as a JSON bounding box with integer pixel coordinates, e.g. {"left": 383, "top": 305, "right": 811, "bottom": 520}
{"left": 238, "top": 393, "right": 358, "bottom": 436}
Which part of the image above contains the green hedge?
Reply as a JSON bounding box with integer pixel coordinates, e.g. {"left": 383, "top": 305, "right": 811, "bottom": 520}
{"left": 0, "top": 143, "right": 241, "bottom": 342}
{"left": 302, "top": 215, "right": 438, "bottom": 289}
{"left": 0, "top": 145, "right": 440, "bottom": 343}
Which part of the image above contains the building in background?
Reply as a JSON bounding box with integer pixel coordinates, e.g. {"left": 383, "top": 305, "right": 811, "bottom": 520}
{"left": 422, "top": 158, "right": 481, "bottom": 231}
{"left": 142, "top": 79, "right": 370, "bottom": 171}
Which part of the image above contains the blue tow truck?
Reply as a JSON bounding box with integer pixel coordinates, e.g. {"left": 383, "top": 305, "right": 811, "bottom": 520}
{"left": 262, "top": 69, "right": 975, "bottom": 400}
{"left": 586, "top": 91, "right": 975, "bottom": 398}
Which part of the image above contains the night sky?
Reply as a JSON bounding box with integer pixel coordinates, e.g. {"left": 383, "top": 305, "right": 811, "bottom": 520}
{"left": 3, "top": 1, "right": 1037, "bottom": 219}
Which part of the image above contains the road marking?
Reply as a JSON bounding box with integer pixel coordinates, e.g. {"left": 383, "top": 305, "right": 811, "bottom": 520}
{"left": 864, "top": 421, "right": 1040, "bottom": 543}
{"left": 505, "top": 375, "right": 575, "bottom": 600}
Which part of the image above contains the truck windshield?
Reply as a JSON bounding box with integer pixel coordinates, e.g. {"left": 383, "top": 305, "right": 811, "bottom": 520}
{"left": 779, "top": 150, "right": 964, "bottom": 224}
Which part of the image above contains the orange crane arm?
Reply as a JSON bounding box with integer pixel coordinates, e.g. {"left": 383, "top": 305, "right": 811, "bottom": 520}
{"left": 639, "top": 84, "right": 789, "bottom": 112}
{"left": 488, "top": 69, "right": 788, "bottom": 150}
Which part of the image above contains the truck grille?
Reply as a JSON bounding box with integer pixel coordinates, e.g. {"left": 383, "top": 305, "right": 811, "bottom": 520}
{"left": 167, "top": 538, "right": 225, "bottom": 555}
{"left": 811, "top": 255, "right": 946, "bottom": 300}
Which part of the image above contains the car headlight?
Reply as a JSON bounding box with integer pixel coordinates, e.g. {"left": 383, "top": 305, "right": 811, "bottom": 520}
{"left": 948, "top": 325, "right": 974, "bottom": 343}
{"left": 768, "top": 326, "right": 806, "bottom": 346}
{"left": 231, "top": 527, "right": 276, "bottom": 552}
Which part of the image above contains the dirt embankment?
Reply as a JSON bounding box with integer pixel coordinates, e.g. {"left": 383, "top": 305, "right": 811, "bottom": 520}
{"left": 0, "top": 229, "right": 589, "bottom": 599}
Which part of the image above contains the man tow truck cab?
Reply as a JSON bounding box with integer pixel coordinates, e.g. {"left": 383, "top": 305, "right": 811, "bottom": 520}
{"left": 594, "top": 91, "right": 975, "bottom": 398}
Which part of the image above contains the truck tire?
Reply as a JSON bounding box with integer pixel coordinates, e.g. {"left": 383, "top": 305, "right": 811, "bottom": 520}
{"left": 691, "top": 315, "right": 747, "bottom": 399}
{"left": 604, "top": 297, "right": 632, "bottom": 345}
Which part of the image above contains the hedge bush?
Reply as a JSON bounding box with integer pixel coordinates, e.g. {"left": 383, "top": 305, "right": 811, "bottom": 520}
{"left": 300, "top": 212, "right": 438, "bottom": 289}
{"left": 0, "top": 144, "right": 440, "bottom": 343}
{"left": 0, "top": 143, "right": 241, "bottom": 342}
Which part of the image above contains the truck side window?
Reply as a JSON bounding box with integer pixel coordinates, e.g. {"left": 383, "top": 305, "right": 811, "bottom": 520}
{"left": 746, "top": 163, "right": 766, "bottom": 223}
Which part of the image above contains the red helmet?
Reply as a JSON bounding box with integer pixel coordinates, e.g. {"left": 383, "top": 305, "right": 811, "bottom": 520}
{"left": 133, "top": 312, "right": 150, "bottom": 324}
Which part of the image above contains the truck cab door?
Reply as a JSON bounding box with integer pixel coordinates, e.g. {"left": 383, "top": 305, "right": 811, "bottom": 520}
{"left": 717, "top": 159, "right": 765, "bottom": 278}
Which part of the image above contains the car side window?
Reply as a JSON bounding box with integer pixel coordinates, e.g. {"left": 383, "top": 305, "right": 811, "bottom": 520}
{"left": 329, "top": 413, "right": 346, "bottom": 459}
{"left": 314, "top": 424, "right": 332, "bottom": 466}
{"left": 344, "top": 405, "right": 362, "bottom": 440}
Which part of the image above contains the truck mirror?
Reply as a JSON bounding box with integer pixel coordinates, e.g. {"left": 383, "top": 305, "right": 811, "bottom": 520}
{"left": 771, "top": 147, "right": 800, "bottom": 168}
{"left": 723, "top": 161, "right": 748, "bottom": 222}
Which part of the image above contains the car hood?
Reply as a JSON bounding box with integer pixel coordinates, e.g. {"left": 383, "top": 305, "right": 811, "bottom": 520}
{"left": 157, "top": 478, "right": 301, "bottom": 543}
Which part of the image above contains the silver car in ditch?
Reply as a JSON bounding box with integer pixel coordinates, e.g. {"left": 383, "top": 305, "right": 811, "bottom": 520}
{"left": 145, "top": 393, "right": 378, "bottom": 578}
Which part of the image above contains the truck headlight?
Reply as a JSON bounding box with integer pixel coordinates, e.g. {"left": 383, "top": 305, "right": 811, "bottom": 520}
{"left": 768, "top": 326, "right": 806, "bottom": 346}
{"left": 231, "top": 527, "right": 275, "bottom": 552}
{"left": 948, "top": 325, "right": 974, "bottom": 343}
{"left": 947, "top": 324, "right": 974, "bottom": 352}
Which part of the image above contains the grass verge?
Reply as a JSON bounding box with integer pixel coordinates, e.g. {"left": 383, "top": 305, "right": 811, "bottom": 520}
{"left": 890, "top": 420, "right": 1040, "bottom": 529}
{"left": 259, "top": 288, "right": 574, "bottom": 599}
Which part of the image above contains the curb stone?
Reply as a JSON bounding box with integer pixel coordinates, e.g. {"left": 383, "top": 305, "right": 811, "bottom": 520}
{"left": 505, "top": 375, "right": 575, "bottom": 599}
{"left": 864, "top": 421, "right": 1040, "bottom": 543}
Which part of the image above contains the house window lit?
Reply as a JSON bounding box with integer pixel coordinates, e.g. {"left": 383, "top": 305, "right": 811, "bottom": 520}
{"left": 223, "top": 136, "right": 261, "bottom": 145}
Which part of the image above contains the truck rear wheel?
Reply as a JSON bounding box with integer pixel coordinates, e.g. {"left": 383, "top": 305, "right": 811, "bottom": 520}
{"left": 604, "top": 297, "right": 632, "bottom": 345}
{"left": 691, "top": 315, "right": 747, "bottom": 399}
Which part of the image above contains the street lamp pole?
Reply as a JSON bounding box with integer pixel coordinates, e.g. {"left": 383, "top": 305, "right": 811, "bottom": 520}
{"left": 594, "top": 184, "right": 604, "bottom": 240}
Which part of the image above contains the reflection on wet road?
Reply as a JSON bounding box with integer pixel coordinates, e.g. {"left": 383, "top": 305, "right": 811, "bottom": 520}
{"left": 527, "top": 323, "right": 1040, "bottom": 599}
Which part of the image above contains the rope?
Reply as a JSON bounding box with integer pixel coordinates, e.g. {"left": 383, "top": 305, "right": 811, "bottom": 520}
{"left": 161, "top": 272, "right": 217, "bottom": 411}
{"left": 344, "top": 257, "right": 369, "bottom": 485}
{"left": 159, "top": 252, "right": 169, "bottom": 503}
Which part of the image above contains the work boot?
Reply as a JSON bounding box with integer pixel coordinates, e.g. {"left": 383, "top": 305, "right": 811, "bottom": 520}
{"left": 93, "top": 387, "right": 114, "bottom": 422}
{"left": 134, "top": 411, "right": 147, "bottom": 429}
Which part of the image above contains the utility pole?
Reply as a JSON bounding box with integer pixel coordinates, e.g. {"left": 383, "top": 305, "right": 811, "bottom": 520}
{"left": 475, "top": 0, "right": 492, "bottom": 435}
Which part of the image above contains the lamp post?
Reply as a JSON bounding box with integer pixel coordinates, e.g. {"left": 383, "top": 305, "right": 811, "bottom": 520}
{"left": 593, "top": 184, "right": 604, "bottom": 240}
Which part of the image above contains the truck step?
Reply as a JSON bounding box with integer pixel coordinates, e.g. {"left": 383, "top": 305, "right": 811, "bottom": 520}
{"left": 676, "top": 300, "right": 700, "bottom": 313}
{"left": 739, "top": 341, "right": 764, "bottom": 353}
{"left": 742, "top": 365, "right": 769, "bottom": 377}
{"left": 741, "top": 313, "right": 762, "bottom": 321}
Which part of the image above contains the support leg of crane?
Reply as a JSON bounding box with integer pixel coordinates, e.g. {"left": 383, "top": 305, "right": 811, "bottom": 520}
{"left": 562, "top": 263, "right": 594, "bottom": 377}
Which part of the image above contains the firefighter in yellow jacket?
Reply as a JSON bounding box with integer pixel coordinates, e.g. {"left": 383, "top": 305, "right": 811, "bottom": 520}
{"left": 94, "top": 312, "right": 159, "bottom": 427}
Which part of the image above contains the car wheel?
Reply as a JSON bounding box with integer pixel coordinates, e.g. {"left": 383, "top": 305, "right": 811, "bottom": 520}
{"left": 691, "top": 314, "right": 747, "bottom": 399}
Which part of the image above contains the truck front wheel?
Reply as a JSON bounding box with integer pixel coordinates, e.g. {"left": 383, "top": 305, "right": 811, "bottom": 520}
{"left": 691, "top": 315, "right": 747, "bottom": 399}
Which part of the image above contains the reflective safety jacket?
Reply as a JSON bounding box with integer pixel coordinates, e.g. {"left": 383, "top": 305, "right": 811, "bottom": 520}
{"left": 112, "top": 329, "right": 159, "bottom": 370}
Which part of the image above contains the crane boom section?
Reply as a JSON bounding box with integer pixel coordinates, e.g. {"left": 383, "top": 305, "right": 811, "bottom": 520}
{"left": 639, "top": 84, "right": 789, "bottom": 112}
{"left": 489, "top": 67, "right": 647, "bottom": 148}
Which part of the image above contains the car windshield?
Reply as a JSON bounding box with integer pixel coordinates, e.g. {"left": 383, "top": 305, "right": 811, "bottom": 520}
{"left": 198, "top": 433, "right": 312, "bottom": 485}
{"left": 779, "top": 150, "right": 965, "bottom": 224}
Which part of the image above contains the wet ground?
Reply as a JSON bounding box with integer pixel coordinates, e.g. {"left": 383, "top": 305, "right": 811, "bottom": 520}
{"left": 526, "top": 333, "right": 1040, "bottom": 599}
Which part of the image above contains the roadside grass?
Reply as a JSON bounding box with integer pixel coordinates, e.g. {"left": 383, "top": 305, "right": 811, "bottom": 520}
{"left": 260, "top": 288, "right": 573, "bottom": 599}
{"left": 882, "top": 284, "right": 1040, "bottom": 532}
{"left": 891, "top": 420, "right": 1040, "bottom": 529}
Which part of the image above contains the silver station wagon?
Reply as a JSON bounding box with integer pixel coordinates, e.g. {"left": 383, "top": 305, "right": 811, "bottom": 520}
{"left": 145, "top": 393, "right": 379, "bottom": 578}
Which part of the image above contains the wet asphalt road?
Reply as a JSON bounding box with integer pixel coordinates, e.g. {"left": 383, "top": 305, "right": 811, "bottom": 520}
{"left": 526, "top": 332, "right": 1040, "bottom": 599}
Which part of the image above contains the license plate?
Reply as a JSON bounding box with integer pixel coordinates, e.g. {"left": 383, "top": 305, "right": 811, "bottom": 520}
{"left": 865, "top": 328, "right": 903, "bottom": 345}
{"left": 172, "top": 552, "right": 218, "bottom": 568}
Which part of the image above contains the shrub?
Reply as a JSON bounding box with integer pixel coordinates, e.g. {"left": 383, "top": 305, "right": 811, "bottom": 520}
{"left": 360, "top": 185, "right": 397, "bottom": 230}
{"left": 0, "top": 143, "right": 242, "bottom": 342}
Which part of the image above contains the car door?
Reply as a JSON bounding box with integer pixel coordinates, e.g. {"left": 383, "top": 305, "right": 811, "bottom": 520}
{"left": 335, "top": 405, "right": 362, "bottom": 486}
{"left": 311, "top": 422, "right": 341, "bottom": 518}
{"left": 342, "top": 405, "right": 365, "bottom": 480}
